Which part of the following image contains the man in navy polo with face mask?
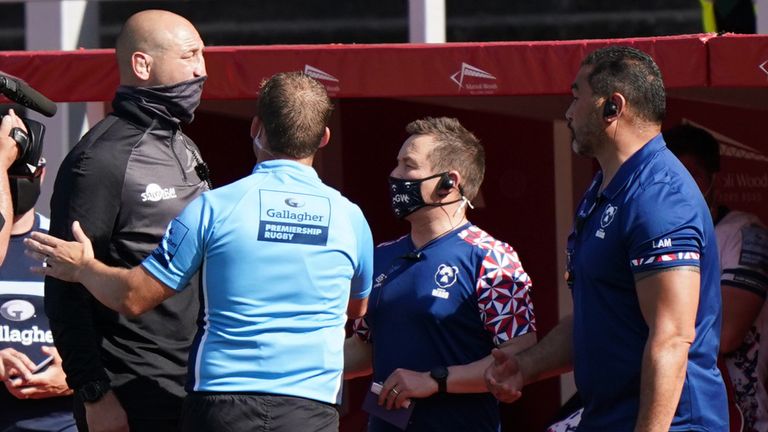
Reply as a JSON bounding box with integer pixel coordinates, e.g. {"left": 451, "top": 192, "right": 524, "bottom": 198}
{"left": 45, "top": 10, "right": 210, "bottom": 432}
{"left": 345, "top": 117, "right": 537, "bottom": 432}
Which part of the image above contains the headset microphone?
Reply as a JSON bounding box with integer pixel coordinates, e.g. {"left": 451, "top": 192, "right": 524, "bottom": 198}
{"left": 402, "top": 251, "right": 423, "bottom": 261}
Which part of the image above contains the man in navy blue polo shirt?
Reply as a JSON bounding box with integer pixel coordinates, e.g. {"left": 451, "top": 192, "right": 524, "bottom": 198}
{"left": 485, "top": 46, "right": 727, "bottom": 431}
{"left": 345, "top": 117, "right": 537, "bottom": 431}
{"left": 0, "top": 157, "right": 75, "bottom": 432}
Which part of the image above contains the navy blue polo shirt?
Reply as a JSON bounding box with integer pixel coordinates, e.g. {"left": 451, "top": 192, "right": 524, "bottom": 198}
{"left": 0, "top": 214, "right": 74, "bottom": 428}
{"left": 568, "top": 134, "right": 727, "bottom": 431}
{"left": 356, "top": 224, "right": 536, "bottom": 432}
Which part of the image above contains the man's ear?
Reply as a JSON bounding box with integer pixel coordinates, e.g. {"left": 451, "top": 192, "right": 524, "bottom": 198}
{"left": 132, "top": 52, "right": 152, "bottom": 81}
{"left": 603, "top": 93, "right": 626, "bottom": 121}
{"left": 250, "top": 117, "right": 262, "bottom": 138}
{"left": 318, "top": 127, "right": 330, "bottom": 148}
{"left": 436, "top": 170, "right": 462, "bottom": 197}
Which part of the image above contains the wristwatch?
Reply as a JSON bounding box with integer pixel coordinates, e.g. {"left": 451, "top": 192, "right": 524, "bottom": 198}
{"left": 77, "top": 380, "right": 111, "bottom": 404}
{"left": 430, "top": 366, "right": 449, "bottom": 394}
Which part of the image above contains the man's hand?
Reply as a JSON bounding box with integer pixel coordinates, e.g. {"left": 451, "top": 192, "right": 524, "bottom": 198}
{"left": 0, "top": 347, "right": 36, "bottom": 382}
{"left": 484, "top": 348, "right": 524, "bottom": 403}
{"left": 0, "top": 109, "right": 25, "bottom": 170}
{"left": 85, "top": 391, "right": 129, "bottom": 432}
{"left": 25, "top": 221, "right": 94, "bottom": 282}
{"left": 3, "top": 346, "right": 73, "bottom": 400}
{"left": 379, "top": 368, "right": 434, "bottom": 410}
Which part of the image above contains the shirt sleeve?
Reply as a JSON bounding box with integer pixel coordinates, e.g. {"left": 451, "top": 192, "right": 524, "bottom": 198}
{"left": 349, "top": 205, "right": 373, "bottom": 300}
{"left": 352, "top": 317, "right": 372, "bottom": 343}
{"left": 44, "top": 144, "right": 126, "bottom": 389}
{"left": 141, "top": 195, "right": 209, "bottom": 290}
{"left": 475, "top": 242, "right": 537, "bottom": 346}
{"left": 720, "top": 221, "right": 768, "bottom": 298}
{"left": 625, "top": 183, "right": 705, "bottom": 273}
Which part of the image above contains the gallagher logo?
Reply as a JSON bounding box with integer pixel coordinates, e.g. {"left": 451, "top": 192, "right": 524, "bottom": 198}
{"left": 0, "top": 300, "right": 35, "bottom": 321}
{"left": 450, "top": 62, "right": 498, "bottom": 95}
{"left": 284, "top": 197, "right": 305, "bottom": 208}
{"left": 304, "top": 65, "right": 340, "bottom": 95}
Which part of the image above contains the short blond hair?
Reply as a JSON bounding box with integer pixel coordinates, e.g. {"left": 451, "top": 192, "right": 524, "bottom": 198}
{"left": 406, "top": 117, "right": 484, "bottom": 200}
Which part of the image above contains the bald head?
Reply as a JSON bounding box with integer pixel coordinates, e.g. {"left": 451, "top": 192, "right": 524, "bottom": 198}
{"left": 116, "top": 10, "right": 206, "bottom": 87}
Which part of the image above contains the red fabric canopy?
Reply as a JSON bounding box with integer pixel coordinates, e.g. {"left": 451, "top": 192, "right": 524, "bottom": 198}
{"left": 4, "top": 33, "right": 759, "bottom": 103}
{"left": 708, "top": 34, "right": 768, "bottom": 87}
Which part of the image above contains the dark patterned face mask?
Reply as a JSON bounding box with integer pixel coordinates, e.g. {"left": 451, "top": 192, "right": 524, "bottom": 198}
{"left": 388, "top": 173, "right": 460, "bottom": 219}
{"left": 10, "top": 173, "right": 41, "bottom": 215}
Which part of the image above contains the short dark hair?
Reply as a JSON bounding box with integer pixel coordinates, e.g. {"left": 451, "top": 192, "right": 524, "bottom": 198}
{"left": 406, "top": 117, "right": 485, "bottom": 200}
{"left": 257, "top": 72, "right": 333, "bottom": 159}
{"left": 581, "top": 46, "right": 666, "bottom": 124}
{"left": 664, "top": 124, "right": 720, "bottom": 174}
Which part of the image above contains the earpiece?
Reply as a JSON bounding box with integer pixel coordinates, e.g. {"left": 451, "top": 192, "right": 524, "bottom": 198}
{"left": 437, "top": 173, "right": 455, "bottom": 196}
{"left": 603, "top": 100, "right": 618, "bottom": 118}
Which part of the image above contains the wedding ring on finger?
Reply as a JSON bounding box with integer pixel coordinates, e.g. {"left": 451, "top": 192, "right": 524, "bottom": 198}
{"left": 42, "top": 256, "right": 49, "bottom": 267}
{"left": 390, "top": 388, "right": 400, "bottom": 396}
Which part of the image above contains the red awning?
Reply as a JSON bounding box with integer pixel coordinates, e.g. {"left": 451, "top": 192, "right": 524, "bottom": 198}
{"left": 0, "top": 33, "right": 765, "bottom": 103}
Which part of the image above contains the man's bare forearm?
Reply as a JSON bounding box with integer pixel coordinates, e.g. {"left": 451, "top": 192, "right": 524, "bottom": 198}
{"left": 635, "top": 335, "right": 690, "bottom": 432}
{"left": 344, "top": 335, "right": 372, "bottom": 379}
{"left": 513, "top": 316, "right": 574, "bottom": 385}
{"left": 78, "top": 259, "right": 142, "bottom": 316}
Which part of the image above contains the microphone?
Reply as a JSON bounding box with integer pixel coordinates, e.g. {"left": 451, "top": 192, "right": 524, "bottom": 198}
{"left": 195, "top": 161, "right": 212, "bottom": 188}
{"left": 402, "top": 251, "right": 423, "bottom": 261}
{"left": 0, "top": 74, "right": 57, "bottom": 117}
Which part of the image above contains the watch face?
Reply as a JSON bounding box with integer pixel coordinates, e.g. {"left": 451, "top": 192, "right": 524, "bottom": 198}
{"left": 80, "top": 381, "right": 109, "bottom": 402}
{"left": 431, "top": 366, "right": 448, "bottom": 379}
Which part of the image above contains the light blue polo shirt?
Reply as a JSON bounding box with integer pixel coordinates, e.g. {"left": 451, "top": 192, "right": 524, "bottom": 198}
{"left": 568, "top": 134, "right": 727, "bottom": 431}
{"left": 142, "top": 159, "right": 373, "bottom": 405}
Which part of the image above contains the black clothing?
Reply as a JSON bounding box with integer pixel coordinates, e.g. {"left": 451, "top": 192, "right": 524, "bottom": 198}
{"left": 44, "top": 92, "right": 209, "bottom": 422}
{"left": 181, "top": 393, "right": 339, "bottom": 432}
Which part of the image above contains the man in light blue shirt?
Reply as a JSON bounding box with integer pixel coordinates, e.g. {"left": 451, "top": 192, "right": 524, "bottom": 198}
{"left": 27, "top": 72, "right": 373, "bottom": 432}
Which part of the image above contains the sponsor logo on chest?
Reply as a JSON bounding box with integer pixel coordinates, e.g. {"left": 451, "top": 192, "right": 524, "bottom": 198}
{"left": 141, "top": 183, "right": 177, "bottom": 202}
{"left": 432, "top": 264, "right": 459, "bottom": 299}
{"left": 596, "top": 204, "right": 618, "bottom": 239}
{"left": 0, "top": 299, "right": 53, "bottom": 345}
{"left": 1, "top": 299, "right": 35, "bottom": 321}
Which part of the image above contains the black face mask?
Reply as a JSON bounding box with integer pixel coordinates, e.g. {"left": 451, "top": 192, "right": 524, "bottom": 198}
{"left": 10, "top": 174, "right": 41, "bottom": 216}
{"left": 117, "top": 75, "right": 207, "bottom": 125}
{"left": 388, "top": 172, "right": 461, "bottom": 219}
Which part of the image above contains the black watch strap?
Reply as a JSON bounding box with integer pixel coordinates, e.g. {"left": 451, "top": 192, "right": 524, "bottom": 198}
{"left": 430, "top": 366, "right": 449, "bottom": 394}
{"left": 77, "top": 380, "right": 111, "bottom": 403}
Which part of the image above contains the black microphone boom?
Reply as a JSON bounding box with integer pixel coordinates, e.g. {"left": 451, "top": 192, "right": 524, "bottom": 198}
{"left": 402, "top": 251, "right": 423, "bottom": 261}
{"left": 0, "top": 74, "right": 57, "bottom": 117}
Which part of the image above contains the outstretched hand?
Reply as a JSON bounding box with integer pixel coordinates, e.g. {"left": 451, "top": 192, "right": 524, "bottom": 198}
{"left": 24, "top": 221, "right": 94, "bottom": 282}
{"left": 484, "top": 348, "right": 524, "bottom": 403}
